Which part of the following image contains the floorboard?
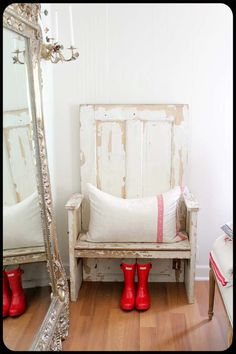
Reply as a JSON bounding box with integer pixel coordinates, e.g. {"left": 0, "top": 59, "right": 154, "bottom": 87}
{"left": 3, "top": 281, "right": 229, "bottom": 351}
{"left": 63, "top": 281, "right": 228, "bottom": 351}
{"left": 3, "top": 286, "right": 51, "bottom": 351}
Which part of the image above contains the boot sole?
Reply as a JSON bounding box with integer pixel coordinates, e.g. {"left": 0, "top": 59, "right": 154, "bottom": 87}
{"left": 120, "top": 304, "right": 135, "bottom": 311}
{"left": 136, "top": 305, "right": 150, "bottom": 311}
{"left": 9, "top": 310, "right": 26, "bottom": 317}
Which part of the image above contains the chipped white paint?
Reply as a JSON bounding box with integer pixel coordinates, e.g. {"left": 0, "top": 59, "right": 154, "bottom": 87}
{"left": 142, "top": 120, "right": 172, "bottom": 195}
{"left": 3, "top": 246, "right": 46, "bottom": 266}
{"left": 183, "top": 188, "right": 199, "bottom": 211}
{"left": 96, "top": 121, "right": 126, "bottom": 197}
{"left": 93, "top": 104, "right": 176, "bottom": 122}
{"left": 65, "top": 193, "right": 83, "bottom": 210}
{"left": 125, "top": 120, "right": 143, "bottom": 197}
{"left": 83, "top": 259, "right": 184, "bottom": 282}
{"left": 3, "top": 110, "right": 37, "bottom": 204}
{"left": 80, "top": 104, "right": 189, "bottom": 207}
{"left": 76, "top": 234, "right": 191, "bottom": 250}
{"left": 75, "top": 249, "right": 191, "bottom": 259}
{"left": 3, "top": 109, "right": 30, "bottom": 127}
{"left": 80, "top": 105, "right": 96, "bottom": 230}
{"left": 3, "top": 135, "right": 16, "bottom": 204}
{"left": 171, "top": 106, "right": 188, "bottom": 188}
{"left": 66, "top": 104, "right": 199, "bottom": 302}
{"left": 67, "top": 207, "right": 83, "bottom": 301}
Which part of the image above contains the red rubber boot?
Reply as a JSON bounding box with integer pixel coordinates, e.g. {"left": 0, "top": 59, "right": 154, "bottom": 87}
{"left": 136, "top": 263, "right": 152, "bottom": 310}
{"left": 6, "top": 267, "right": 26, "bottom": 317}
{"left": 120, "top": 262, "right": 136, "bottom": 310}
{"left": 3, "top": 270, "right": 11, "bottom": 318}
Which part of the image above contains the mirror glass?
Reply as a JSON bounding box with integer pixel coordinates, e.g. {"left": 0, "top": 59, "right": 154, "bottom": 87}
{"left": 3, "top": 27, "right": 51, "bottom": 350}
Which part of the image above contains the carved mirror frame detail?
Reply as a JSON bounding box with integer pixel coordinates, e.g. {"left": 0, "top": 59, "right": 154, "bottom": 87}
{"left": 3, "top": 3, "right": 69, "bottom": 351}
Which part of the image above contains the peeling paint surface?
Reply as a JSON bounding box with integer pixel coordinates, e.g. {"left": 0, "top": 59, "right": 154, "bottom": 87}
{"left": 78, "top": 104, "right": 194, "bottom": 283}
{"left": 80, "top": 151, "right": 85, "bottom": 166}
{"left": 3, "top": 110, "right": 37, "bottom": 205}
{"left": 80, "top": 103, "right": 188, "bottom": 202}
{"left": 83, "top": 258, "right": 185, "bottom": 282}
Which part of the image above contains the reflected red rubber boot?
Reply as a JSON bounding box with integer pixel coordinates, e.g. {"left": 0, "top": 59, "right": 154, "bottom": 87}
{"left": 6, "top": 267, "right": 26, "bottom": 317}
{"left": 120, "top": 262, "right": 136, "bottom": 310}
{"left": 3, "top": 270, "right": 11, "bottom": 318}
{"left": 136, "top": 263, "right": 152, "bottom": 310}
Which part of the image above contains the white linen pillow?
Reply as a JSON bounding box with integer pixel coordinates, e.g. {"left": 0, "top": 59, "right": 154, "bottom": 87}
{"left": 85, "top": 183, "right": 188, "bottom": 243}
{"left": 3, "top": 191, "right": 45, "bottom": 249}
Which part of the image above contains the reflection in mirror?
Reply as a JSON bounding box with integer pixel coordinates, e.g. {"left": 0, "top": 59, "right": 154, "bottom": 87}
{"left": 3, "top": 28, "right": 51, "bottom": 350}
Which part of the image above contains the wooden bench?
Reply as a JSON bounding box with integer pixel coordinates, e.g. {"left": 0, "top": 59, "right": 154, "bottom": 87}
{"left": 65, "top": 104, "right": 199, "bottom": 303}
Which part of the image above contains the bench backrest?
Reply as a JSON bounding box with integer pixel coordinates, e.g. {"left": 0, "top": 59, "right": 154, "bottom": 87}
{"left": 80, "top": 104, "right": 189, "bottom": 231}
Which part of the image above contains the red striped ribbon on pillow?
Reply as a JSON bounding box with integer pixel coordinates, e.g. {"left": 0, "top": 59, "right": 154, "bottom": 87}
{"left": 209, "top": 251, "right": 228, "bottom": 287}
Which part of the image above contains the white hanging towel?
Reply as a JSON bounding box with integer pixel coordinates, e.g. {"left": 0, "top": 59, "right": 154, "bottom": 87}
{"left": 210, "top": 234, "right": 233, "bottom": 287}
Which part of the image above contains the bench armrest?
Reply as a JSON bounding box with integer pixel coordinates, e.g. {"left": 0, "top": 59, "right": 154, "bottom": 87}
{"left": 183, "top": 187, "right": 199, "bottom": 212}
{"left": 65, "top": 193, "right": 83, "bottom": 210}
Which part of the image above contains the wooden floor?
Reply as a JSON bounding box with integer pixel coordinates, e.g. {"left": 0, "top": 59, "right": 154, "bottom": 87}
{"left": 3, "top": 286, "right": 51, "bottom": 351}
{"left": 2, "top": 281, "right": 229, "bottom": 351}
{"left": 63, "top": 281, "right": 229, "bottom": 351}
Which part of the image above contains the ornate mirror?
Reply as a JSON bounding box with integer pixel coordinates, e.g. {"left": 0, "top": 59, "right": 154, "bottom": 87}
{"left": 3, "top": 4, "right": 69, "bottom": 351}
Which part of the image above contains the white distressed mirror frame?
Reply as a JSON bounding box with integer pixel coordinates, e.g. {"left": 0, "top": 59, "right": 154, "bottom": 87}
{"left": 3, "top": 4, "right": 69, "bottom": 351}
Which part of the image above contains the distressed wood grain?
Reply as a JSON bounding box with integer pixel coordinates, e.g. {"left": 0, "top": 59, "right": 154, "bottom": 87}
{"left": 184, "top": 211, "right": 198, "bottom": 303}
{"left": 65, "top": 193, "right": 83, "bottom": 210}
{"left": 75, "top": 249, "right": 191, "bottom": 259}
{"left": 80, "top": 105, "right": 96, "bottom": 230}
{"left": 3, "top": 246, "right": 46, "bottom": 265}
{"left": 82, "top": 259, "right": 185, "bottom": 282}
{"left": 183, "top": 188, "right": 199, "bottom": 211}
{"left": 142, "top": 120, "right": 172, "bottom": 195}
{"left": 67, "top": 208, "right": 83, "bottom": 301}
{"left": 76, "top": 234, "right": 190, "bottom": 251}
{"left": 3, "top": 110, "right": 37, "bottom": 204}
{"left": 96, "top": 121, "right": 126, "bottom": 197}
{"left": 80, "top": 104, "right": 189, "bottom": 217}
{"left": 125, "top": 120, "right": 143, "bottom": 197}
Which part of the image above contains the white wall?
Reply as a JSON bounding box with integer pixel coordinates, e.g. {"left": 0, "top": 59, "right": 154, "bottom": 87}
{"left": 3, "top": 28, "right": 29, "bottom": 111}
{"left": 41, "top": 3, "right": 233, "bottom": 279}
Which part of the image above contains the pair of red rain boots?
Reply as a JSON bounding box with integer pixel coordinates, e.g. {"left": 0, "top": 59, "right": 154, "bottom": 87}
{"left": 3, "top": 267, "right": 26, "bottom": 318}
{"left": 120, "top": 262, "right": 152, "bottom": 311}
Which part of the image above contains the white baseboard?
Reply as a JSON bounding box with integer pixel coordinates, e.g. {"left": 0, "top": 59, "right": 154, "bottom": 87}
{"left": 195, "top": 265, "right": 209, "bottom": 281}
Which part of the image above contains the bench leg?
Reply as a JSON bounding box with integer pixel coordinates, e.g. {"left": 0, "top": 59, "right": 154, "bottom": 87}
{"left": 70, "top": 256, "right": 83, "bottom": 302}
{"left": 184, "top": 210, "right": 197, "bottom": 304}
{"left": 208, "top": 266, "right": 215, "bottom": 320}
{"left": 173, "top": 259, "right": 182, "bottom": 282}
{"left": 67, "top": 207, "right": 83, "bottom": 302}
{"left": 184, "top": 258, "right": 195, "bottom": 303}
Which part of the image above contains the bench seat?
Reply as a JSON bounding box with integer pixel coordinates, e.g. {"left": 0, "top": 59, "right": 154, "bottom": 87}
{"left": 74, "top": 233, "right": 191, "bottom": 259}
{"left": 3, "top": 246, "right": 46, "bottom": 265}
